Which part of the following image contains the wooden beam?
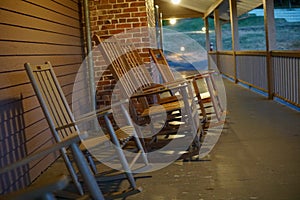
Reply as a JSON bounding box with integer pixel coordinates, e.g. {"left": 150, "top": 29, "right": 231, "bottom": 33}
{"left": 203, "top": 0, "right": 224, "bottom": 19}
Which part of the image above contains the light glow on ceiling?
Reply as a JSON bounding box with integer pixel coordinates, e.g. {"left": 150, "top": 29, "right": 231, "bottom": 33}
{"left": 169, "top": 18, "right": 177, "bottom": 25}
{"left": 171, "top": 0, "right": 181, "bottom": 5}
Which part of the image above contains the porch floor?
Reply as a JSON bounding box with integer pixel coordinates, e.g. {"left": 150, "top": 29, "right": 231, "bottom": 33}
{"left": 41, "top": 78, "right": 300, "bottom": 200}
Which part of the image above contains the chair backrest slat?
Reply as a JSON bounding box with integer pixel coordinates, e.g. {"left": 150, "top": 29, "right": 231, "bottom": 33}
{"left": 96, "top": 35, "right": 155, "bottom": 98}
{"left": 121, "top": 43, "right": 153, "bottom": 88}
{"left": 149, "top": 49, "right": 176, "bottom": 83}
{"left": 25, "top": 62, "right": 77, "bottom": 142}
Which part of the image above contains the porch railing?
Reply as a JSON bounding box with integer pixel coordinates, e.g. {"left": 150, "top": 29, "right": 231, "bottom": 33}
{"left": 272, "top": 51, "right": 300, "bottom": 106}
{"left": 209, "top": 50, "right": 300, "bottom": 108}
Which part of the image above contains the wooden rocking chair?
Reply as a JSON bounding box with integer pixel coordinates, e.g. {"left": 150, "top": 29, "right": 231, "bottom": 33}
{"left": 25, "top": 61, "right": 148, "bottom": 198}
{"left": 149, "top": 48, "right": 225, "bottom": 123}
{"left": 93, "top": 35, "right": 202, "bottom": 155}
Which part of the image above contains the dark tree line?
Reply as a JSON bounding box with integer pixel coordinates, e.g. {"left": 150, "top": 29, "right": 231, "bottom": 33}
{"left": 275, "top": 0, "right": 300, "bottom": 8}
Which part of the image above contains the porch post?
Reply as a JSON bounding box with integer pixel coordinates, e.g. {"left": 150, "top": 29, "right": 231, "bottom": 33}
{"left": 204, "top": 17, "right": 212, "bottom": 69}
{"left": 214, "top": 9, "right": 222, "bottom": 74}
{"left": 229, "top": 0, "right": 240, "bottom": 83}
{"left": 214, "top": 9, "right": 222, "bottom": 51}
{"left": 204, "top": 17, "right": 210, "bottom": 52}
{"left": 263, "top": 0, "right": 276, "bottom": 99}
{"left": 155, "top": 5, "right": 163, "bottom": 50}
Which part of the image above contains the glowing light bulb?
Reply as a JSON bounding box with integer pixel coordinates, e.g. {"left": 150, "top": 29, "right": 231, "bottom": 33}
{"left": 170, "top": 18, "right": 177, "bottom": 25}
{"left": 171, "top": 0, "right": 181, "bottom": 5}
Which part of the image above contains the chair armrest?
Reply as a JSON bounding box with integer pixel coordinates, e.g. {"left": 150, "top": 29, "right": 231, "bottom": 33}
{"left": 185, "top": 70, "right": 217, "bottom": 80}
{"left": 0, "top": 134, "right": 84, "bottom": 174}
{"left": 131, "top": 83, "right": 189, "bottom": 98}
{"left": 55, "top": 100, "right": 130, "bottom": 132}
{"left": 162, "top": 79, "right": 191, "bottom": 87}
{"left": 56, "top": 99, "right": 130, "bottom": 129}
{"left": 141, "top": 79, "right": 190, "bottom": 93}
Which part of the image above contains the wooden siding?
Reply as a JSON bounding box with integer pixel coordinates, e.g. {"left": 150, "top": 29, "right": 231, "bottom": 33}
{"left": 0, "top": 0, "right": 84, "bottom": 194}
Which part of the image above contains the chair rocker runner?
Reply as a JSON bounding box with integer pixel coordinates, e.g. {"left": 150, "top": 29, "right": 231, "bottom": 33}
{"left": 93, "top": 34, "right": 202, "bottom": 156}
{"left": 25, "top": 62, "right": 148, "bottom": 198}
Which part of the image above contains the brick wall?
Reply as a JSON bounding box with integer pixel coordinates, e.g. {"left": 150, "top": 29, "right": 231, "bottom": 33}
{"left": 89, "top": 0, "right": 155, "bottom": 107}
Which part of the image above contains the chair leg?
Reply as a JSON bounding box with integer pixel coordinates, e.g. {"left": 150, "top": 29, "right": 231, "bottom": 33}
{"left": 133, "top": 134, "right": 149, "bottom": 165}
{"left": 205, "top": 75, "right": 223, "bottom": 121}
{"left": 104, "top": 115, "right": 137, "bottom": 189}
{"left": 192, "top": 79, "right": 208, "bottom": 122}
{"left": 60, "top": 148, "right": 84, "bottom": 196}
{"left": 121, "top": 104, "right": 149, "bottom": 165}
{"left": 70, "top": 143, "right": 105, "bottom": 200}
{"left": 85, "top": 151, "right": 98, "bottom": 174}
{"left": 180, "top": 86, "right": 201, "bottom": 152}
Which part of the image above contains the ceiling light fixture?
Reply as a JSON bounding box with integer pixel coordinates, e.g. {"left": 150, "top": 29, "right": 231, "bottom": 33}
{"left": 171, "top": 0, "right": 181, "bottom": 5}
{"left": 169, "top": 18, "right": 177, "bottom": 25}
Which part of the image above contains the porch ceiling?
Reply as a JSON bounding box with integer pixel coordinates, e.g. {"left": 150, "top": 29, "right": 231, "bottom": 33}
{"left": 154, "top": 0, "right": 263, "bottom": 21}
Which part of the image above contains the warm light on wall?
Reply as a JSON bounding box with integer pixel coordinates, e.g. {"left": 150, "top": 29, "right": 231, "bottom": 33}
{"left": 171, "top": 0, "right": 181, "bottom": 5}
{"left": 169, "top": 18, "right": 177, "bottom": 25}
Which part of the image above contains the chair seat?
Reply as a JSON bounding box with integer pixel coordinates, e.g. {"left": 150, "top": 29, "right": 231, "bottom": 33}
{"left": 79, "top": 125, "right": 136, "bottom": 151}
{"left": 140, "top": 100, "right": 184, "bottom": 117}
{"left": 200, "top": 91, "right": 211, "bottom": 100}
{"left": 157, "top": 94, "right": 183, "bottom": 104}
{"left": 79, "top": 135, "right": 110, "bottom": 151}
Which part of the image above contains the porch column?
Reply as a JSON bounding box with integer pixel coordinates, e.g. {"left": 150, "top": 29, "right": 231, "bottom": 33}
{"left": 204, "top": 17, "right": 212, "bottom": 69}
{"left": 204, "top": 17, "right": 210, "bottom": 52}
{"left": 214, "top": 9, "right": 222, "bottom": 51}
{"left": 229, "top": 0, "right": 240, "bottom": 83}
{"left": 263, "top": 0, "right": 276, "bottom": 99}
{"left": 214, "top": 9, "right": 222, "bottom": 74}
